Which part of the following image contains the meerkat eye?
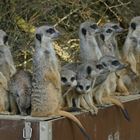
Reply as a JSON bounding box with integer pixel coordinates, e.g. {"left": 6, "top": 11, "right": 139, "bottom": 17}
{"left": 36, "top": 33, "right": 41, "bottom": 42}
{"left": 106, "top": 28, "right": 112, "bottom": 33}
{"left": 90, "top": 24, "right": 98, "bottom": 29}
{"left": 46, "top": 28, "right": 55, "bottom": 34}
{"left": 81, "top": 28, "right": 87, "bottom": 36}
{"left": 112, "top": 25, "right": 119, "bottom": 30}
{"left": 96, "top": 64, "right": 104, "bottom": 70}
{"left": 86, "top": 85, "right": 90, "bottom": 90}
{"left": 61, "top": 77, "right": 67, "bottom": 83}
{"left": 3, "top": 35, "right": 8, "bottom": 44}
{"left": 112, "top": 60, "right": 120, "bottom": 66}
{"left": 78, "top": 85, "right": 83, "bottom": 90}
{"left": 102, "top": 62, "right": 107, "bottom": 67}
{"left": 100, "top": 34, "right": 105, "bottom": 41}
{"left": 130, "top": 22, "right": 136, "bottom": 30}
{"left": 71, "top": 77, "right": 75, "bottom": 82}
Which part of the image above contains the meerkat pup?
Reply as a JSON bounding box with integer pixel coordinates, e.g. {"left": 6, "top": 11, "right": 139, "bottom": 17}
{"left": 79, "top": 21, "right": 102, "bottom": 62}
{"left": 31, "top": 25, "right": 90, "bottom": 139}
{"left": 123, "top": 16, "right": 140, "bottom": 75}
{"left": 60, "top": 68, "right": 77, "bottom": 107}
{"left": 75, "top": 78, "right": 98, "bottom": 114}
{"left": 9, "top": 70, "right": 32, "bottom": 115}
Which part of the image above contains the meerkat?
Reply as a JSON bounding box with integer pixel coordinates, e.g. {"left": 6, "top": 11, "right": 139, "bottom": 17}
{"left": 9, "top": 70, "right": 32, "bottom": 115}
{"left": 60, "top": 68, "right": 77, "bottom": 107}
{"left": 0, "top": 30, "right": 16, "bottom": 115}
{"left": 0, "top": 30, "right": 16, "bottom": 81}
{"left": 31, "top": 25, "right": 90, "bottom": 139}
{"left": 79, "top": 21, "right": 102, "bottom": 62}
{"left": 100, "top": 23, "right": 123, "bottom": 59}
{"left": 75, "top": 78, "right": 98, "bottom": 114}
{"left": 123, "top": 16, "right": 140, "bottom": 75}
{"left": 92, "top": 56, "right": 130, "bottom": 120}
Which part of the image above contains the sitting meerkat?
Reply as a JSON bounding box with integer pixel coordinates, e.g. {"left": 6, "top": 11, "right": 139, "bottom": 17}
{"left": 31, "top": 25, "right": 90, "bottom": 139}
{"left": 92, "top": 55, "right": 130, "bottom": 121}
{"left": 9, "top": 70, "right": 32, "bottom": 115}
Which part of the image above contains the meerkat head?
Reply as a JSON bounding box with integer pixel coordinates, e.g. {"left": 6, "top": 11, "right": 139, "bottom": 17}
{"left": 100, "top": 27, "right": 115, "bottom": 42}
{"left": 129, "top": 27, "right": 140, "bottom": 52}
{"left": 103, "top": 22, "right": 124, "bottom": 33}
{"left": 0, "top": 30, "right": 8, "bottom": 46}
{"left": 76, "top": 78, "right": 92, "bottom": 94}
{"left": 79, "top": 21, "right": 100, "bottom": 40}
{"left": 35, "top": 25, "right": 60, "bottom": 46}
{"left": 60, "top": 68, "right": 77, "bottom": 88}
{"left": 129, "top": 16, "right": 140, "bottom": 32}
{"left": 99, "top": 55, "right": 126, "bottom": 72}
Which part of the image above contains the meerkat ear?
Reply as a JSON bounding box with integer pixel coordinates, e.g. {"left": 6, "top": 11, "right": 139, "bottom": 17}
{"left": 36, "top": 33, "right": 41, "bottom": 42}
{"left": 86, "top": 66, "right": 92, "bottom": 75}
{"left": 100, "top": 34, "right": 105, "bottom": 41}
{"left": 3, "top": 35, "right": 8, "bottom": 44}
{"left": 130, "top": 22, "right": 136, "bottom": 30}
{"left": 81, "top": 28, "right": 87, "bottom": 36}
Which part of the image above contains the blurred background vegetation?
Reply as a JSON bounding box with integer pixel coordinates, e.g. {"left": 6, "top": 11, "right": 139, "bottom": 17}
{"left": 0, "top": 0, "right": 139, "bottom": 70}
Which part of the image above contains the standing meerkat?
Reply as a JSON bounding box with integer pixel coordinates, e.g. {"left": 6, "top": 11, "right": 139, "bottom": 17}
{"left": 123, "top": 16, "right": 140, "bottom": 75}
{"left": 9, "top": 70, "right": 32, "bottom": 115}
{"left": 79, "top": 21, "right": 102, "bottom": 62}
{"left": 0, "top": 30, "right": 16, "bottom": 114}
{"left": 0, "top": 30, "right": 16, "bottom": 81}
{"left": 99, "top": 23, "right": 123, "bottom": 59}
{"left": 31, "top": 25, "right": 90, "bottom": 139}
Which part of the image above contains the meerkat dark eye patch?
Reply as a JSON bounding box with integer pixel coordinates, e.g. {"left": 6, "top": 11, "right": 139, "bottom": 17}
{"left": 111, "top": 60, "right": 120, "bottom": 66}
{"left": 86, "top": 85, "right": 90, "bottom": 90}
{"left": 131, "top": 22, "right": 136, "bottom": 30}
{"left": 78, "top": 85, "right": 83, "bottom": 90}
{"left": 100, "top": 34, "right": 105, "bottom": 41}
{"left": 61, "top": 77, "right": 67, "bottom": 83}
{"left": 112, "top": 25, "right": 119, "bottom": 30}
{"left": 106, "top": 28, "right": 113, "bottom": 33}
{"left": 3, "top": 35, "right": 8, "bottom": 44}
{"left": 81, "top": 28, "right": 87, "bottom": 36}
{"left": 36, "top": 33, "right": 41, "bottom": 42}
{"left": 90, "top": 24, "right": 98, "bottom": 29}
{"left": 46, "top": 28, "right": 55, "bottom": 34}
{"left": 86, "top": 66, "right": 92, "bottom": 75}
{"left": 71, "top": 77, "right": 75, "bottom": 82}
{"left": 96, "top": 64, "right": 104, "bottom": 70}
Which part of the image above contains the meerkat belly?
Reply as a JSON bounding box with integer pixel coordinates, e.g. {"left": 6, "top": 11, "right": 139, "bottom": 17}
{"left": 31, "top": 83, "right": 60, "bottom": 116}
{"left": 104, "top": 73, "right": 117, "bottom": 96}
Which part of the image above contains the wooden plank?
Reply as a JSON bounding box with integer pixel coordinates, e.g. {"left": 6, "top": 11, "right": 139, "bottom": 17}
{"left": 0, "top": 94, "right": 139, "bottom": 121}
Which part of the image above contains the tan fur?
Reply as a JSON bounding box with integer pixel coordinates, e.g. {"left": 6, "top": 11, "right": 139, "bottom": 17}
{"left": 0, "top": 72, "right": 10, "bottom": 114}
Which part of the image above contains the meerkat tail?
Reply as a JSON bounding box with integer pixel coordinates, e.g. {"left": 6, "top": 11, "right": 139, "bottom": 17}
{"left": 57, "top": 110, "right": 91, "bottom": 140}
{"left": 102, "top": 97, "right": 130, "bottom": 121}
